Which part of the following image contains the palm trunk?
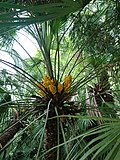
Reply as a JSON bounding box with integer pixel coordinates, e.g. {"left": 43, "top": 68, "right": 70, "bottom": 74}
{"left": 45, "top": 109, "right": 63, "bottom": 160}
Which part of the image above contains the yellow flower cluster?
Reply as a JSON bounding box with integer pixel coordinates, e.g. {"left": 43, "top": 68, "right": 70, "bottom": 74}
{"left": 36, "top": 81, "right": 46, "bottom": 97}
{"left": 58, "top": 83, "right": 63, "bottom": 93}
{"left": 36, "top": 75, "right": 72, "bottom": 97}
{"left": 64, "top": 75, "right": 72, "bottom": 92}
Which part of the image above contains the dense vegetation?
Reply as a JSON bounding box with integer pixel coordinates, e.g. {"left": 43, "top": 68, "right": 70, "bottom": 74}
{"left": 0, "top": 0, "right": 120, "bottom": 159}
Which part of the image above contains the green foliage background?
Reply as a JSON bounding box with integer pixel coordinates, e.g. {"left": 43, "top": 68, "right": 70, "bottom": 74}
{"left": 0, "top": 0, "right": 120, "bottom": 159}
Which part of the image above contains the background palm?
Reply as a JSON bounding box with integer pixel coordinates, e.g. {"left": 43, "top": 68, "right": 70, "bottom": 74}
{"left": 0, "top": 0, "right": 120, "bottom": 159}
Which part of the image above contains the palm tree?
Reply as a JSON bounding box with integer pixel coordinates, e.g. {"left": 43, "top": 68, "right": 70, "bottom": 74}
{"left": 0, "top": 0, "right": 120, "bottom": 159}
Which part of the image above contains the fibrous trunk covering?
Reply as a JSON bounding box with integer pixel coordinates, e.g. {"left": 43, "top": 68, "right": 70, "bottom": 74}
{"left": 45, "top": 109, "right": 63, "bottom": 160}
{"left": 0, "top": 121, "right": 22, "bottom": 150}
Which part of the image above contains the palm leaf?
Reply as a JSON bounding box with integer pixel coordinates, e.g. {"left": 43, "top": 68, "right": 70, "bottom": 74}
{"left": 79, "top": 121, "right": 120, "bottom": 160}
{"left": 0, "top": 0, "right": 92, "bottom": 32}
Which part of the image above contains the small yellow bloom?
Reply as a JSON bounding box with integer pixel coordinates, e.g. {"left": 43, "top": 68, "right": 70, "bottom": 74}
{"left": 64, "top": 82, "right": 71, "bottom": 92}
{"left": 43, "top": 79, "right": 55, "bottom": 89}
{"left": 43, "top": 81, "right": 50, "bottom": 88}
{"left": 64, "top": 75, "right": 72, "bottom": 83}
{"left": 49, "top": 85, "right": 57, "bottom": 95}
{"left": 64, "top": 75, "right": 72, "bottom": 92}
{"left": 36, "top": 82, "right": 46, "bottom": 96}
{"left": 50, "top": 79, "right": 55, "bottom": 85}
{"left": 58, "top": 83, "right": 63, "bottom": 93}
{"left": 43, "top": 75, "right": 51, "bottom": 81}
